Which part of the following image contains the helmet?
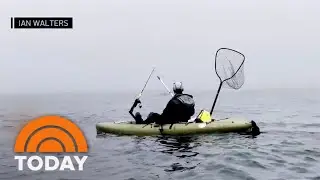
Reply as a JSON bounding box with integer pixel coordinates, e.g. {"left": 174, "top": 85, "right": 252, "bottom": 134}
{"left": 173, "top": 82, "right": 184, "bottom": 94}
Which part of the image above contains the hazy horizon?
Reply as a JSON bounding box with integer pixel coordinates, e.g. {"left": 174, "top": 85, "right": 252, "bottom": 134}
{"left": 1, "top": 0, "right": 319, "bottom": 94}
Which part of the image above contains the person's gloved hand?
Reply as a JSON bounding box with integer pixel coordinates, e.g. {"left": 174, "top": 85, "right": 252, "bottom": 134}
{"left": 135, "top": 98, "right": 141, "bottom": 103}
{"left": 134, "top": 98, "right": 142, "bottom": 107}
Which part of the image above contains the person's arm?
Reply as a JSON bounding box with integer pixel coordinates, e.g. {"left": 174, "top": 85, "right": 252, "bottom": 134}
{"left": 129, "top": 99, "right": 141, "bottom": 119}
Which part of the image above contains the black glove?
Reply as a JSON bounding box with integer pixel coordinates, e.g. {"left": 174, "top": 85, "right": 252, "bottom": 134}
{"left": 133, "top": 98, "right": 141, "bottom": 107}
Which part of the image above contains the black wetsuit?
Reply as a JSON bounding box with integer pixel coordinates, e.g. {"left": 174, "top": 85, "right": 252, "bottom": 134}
{"left": 129, "top": 93, "right": 195, "bottom": 124}
{"left": 160, "top": 93, "right": 195, "bottom": 124}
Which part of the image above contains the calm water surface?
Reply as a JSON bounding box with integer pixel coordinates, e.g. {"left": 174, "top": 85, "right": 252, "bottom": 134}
{"left": 0, "top": 89, "right": 319, "bottom": 180}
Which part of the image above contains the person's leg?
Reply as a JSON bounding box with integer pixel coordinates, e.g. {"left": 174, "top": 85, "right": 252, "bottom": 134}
{"left": 134, "top": 112, "right": 144, "bottom": 124}
{"left": 144, "top": 112, "right": 161, "bottom": 124}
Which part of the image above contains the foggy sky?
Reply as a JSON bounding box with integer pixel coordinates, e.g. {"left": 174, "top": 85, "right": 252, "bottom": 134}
{"left": 0, "top": 0, "right": 319, "bottom": 94}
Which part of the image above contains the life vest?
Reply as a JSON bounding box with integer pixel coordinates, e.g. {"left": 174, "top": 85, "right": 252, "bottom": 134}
{"left": 161, "top": 94, "right": 195, "bottom": 123}
{"left": 176, "top": 94, "right": 195, "bottom": 115}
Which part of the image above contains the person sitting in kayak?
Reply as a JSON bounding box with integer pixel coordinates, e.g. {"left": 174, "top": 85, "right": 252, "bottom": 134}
{"left": 158, "top": 82, "right": 195, "bottom": 124}
{"left": 129, "top": 82, "right": 195, "bottom": 124}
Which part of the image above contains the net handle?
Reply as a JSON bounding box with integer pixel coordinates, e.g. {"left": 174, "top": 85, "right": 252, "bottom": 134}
{"left": 214, "top": 48, "right": 245, "bottom": 83}
{"left": 210, "top": 48, "right": 245, "bottom": 115}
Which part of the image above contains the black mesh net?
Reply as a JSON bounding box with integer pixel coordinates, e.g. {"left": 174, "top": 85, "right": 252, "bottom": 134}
{"left": 214, "top": 48, "right": 245, "bottom": 89}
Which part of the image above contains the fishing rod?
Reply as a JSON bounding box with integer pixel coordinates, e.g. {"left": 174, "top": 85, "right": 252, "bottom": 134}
{"left": 129, "top": 67, "right": 155, "bottom": 119}
{"left": 136, "top": 67, "right": 156, "bottom": 100}
{"left": 157, "top": 76, "right": 174, "bottom": 97}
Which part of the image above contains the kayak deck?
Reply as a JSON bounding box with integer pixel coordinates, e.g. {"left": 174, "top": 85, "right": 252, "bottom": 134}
{"left": 96, "top": 118, "right": 257, "bottom": 136}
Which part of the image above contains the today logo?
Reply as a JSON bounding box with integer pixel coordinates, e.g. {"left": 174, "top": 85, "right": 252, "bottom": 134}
{"left": 14, "top": 115, "right": 88, "bottom": 171}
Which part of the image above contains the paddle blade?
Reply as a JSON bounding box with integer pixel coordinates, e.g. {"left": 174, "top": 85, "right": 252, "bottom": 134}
{"left": 214, "top": 48, "right": 245, "bottom": 89}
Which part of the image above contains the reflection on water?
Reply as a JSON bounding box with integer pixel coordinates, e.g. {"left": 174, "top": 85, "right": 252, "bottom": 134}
{"left": 155, "top": 136, "right": 200, "bottom": 158}
{"left": 96, "top": 134, "right": 203, "bottom": 173}
{"left": 153, "top": 136, "right": 201, "bottom": 172}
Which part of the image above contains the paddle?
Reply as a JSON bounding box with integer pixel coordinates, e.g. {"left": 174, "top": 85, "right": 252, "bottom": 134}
{"left": 157, "top": 76, "right": 174, "bottom": 97}
{"left": 210, "top": 48, "right": 245, "bottom": 115}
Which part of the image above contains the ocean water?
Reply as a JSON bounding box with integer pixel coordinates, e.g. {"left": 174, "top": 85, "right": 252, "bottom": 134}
{"left": 0, "top": 89, "right": 320, "bottom": 180}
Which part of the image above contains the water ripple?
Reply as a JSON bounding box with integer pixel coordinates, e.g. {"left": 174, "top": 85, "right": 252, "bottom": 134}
{"left": 1, "top": 91, "right": 320, "bottom": 180}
